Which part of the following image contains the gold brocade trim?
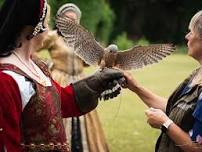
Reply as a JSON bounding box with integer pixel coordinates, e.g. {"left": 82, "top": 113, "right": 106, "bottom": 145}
{"left": 21, "top": 142, "right": 70, "bottom": 152}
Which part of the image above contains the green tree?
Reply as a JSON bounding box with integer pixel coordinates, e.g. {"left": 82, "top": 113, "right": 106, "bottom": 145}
{"left": 109, "top": 0, "right": 202, "bottom": 44}
{"left": 0, "top": 0, "right": 4, "bottom": 7}
{"left": 95, "top": 3, "right": 115, "bottom": 44}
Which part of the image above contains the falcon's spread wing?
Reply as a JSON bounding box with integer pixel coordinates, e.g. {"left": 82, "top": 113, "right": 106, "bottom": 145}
{"left": 55, "top": 15, "right": 105, "bottom": 65}
{"left": 115, "top": 44, "right": 175, "bottom": 70}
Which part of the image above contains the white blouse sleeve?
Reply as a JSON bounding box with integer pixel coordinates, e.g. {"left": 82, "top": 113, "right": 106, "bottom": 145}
{"left": 2, "top": 70, "right": 35, "bottom": 110}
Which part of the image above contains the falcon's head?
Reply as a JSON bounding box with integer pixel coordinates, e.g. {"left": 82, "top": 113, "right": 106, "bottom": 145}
{"left": 106, "top": 44, "right": 119, "bottom": 53}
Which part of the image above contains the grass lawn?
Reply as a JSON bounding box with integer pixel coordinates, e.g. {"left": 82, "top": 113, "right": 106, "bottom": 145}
{"left": 84, "top": 54, "right": 199, "bottom": 152}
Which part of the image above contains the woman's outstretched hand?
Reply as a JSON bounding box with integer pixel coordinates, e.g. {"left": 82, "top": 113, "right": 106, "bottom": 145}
{"left": 120, "top": 70, "right": 140, "bottom": 92}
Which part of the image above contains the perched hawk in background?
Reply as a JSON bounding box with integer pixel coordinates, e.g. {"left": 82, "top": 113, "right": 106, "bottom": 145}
{"left": 55, "top": 15, "right": 175, "bottom": 71}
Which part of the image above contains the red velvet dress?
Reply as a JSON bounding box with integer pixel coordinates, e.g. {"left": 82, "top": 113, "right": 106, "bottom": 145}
{"left": 0, "top": 61, "right": 83, "bottom": 152}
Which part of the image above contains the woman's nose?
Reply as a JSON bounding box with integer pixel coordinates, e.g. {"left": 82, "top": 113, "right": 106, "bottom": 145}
{"left": 185, "top": 32, "right": 190, "bottom": 40}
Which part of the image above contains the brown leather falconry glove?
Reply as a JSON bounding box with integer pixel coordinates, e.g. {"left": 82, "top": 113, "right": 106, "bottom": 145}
{"left": 72, "top": 68, "right": 124, "bottom": 113}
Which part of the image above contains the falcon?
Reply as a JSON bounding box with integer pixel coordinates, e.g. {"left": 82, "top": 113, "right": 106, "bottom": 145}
{"left": 55, "top": 15, "right": 176, "bottom": 71}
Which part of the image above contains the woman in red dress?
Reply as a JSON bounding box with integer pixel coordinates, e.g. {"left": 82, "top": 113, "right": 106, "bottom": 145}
{"left": 0, "top": 0, "right": 123, "bottom": 152}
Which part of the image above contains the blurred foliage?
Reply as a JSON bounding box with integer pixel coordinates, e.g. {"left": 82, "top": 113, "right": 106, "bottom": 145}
{"left": 0, "top": 0, "right": 3, "bottom": 7}
{"left": 109, "top": 0, "right": 202, "bottom": 44}
{"left": 176, "top": 45, "right": 187, "bottom": 54}
{"left": 114, "top": 32, "right": 150, "bottom": 51}
{"left": 0, "top": 0, "right": 200, "bottom": 45}
{"left": 113, "top": 32, "right": 134, "bottom": 50}
{"left": 95, "top": 3, "right": 115, "bottom": 44}
{"left": 135, "top": 37, "right": 149, "bottom": 46}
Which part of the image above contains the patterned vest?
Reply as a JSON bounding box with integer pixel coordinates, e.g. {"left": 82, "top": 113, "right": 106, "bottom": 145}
{"left": 155, "top": 69, "right": 202, "bottom": 152}
{"left": 0, "top": 59, "right": 70, "bottom": 152}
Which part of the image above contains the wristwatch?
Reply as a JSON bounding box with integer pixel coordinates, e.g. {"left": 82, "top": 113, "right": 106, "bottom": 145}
{"left": 161, "top": 119, "right": 173, "bottom": 133}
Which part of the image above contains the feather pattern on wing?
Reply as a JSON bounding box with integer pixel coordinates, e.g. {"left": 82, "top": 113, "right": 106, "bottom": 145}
{"left": 55, "top": 15, "right": 105, "bottom": 65}
{"left": 115, "top": 44, "right": 175, "bottom": 70}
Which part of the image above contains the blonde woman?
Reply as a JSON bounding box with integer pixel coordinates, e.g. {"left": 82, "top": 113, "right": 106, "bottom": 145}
{"left": 124, "top": 10, "right": 202, "bottom": 152}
